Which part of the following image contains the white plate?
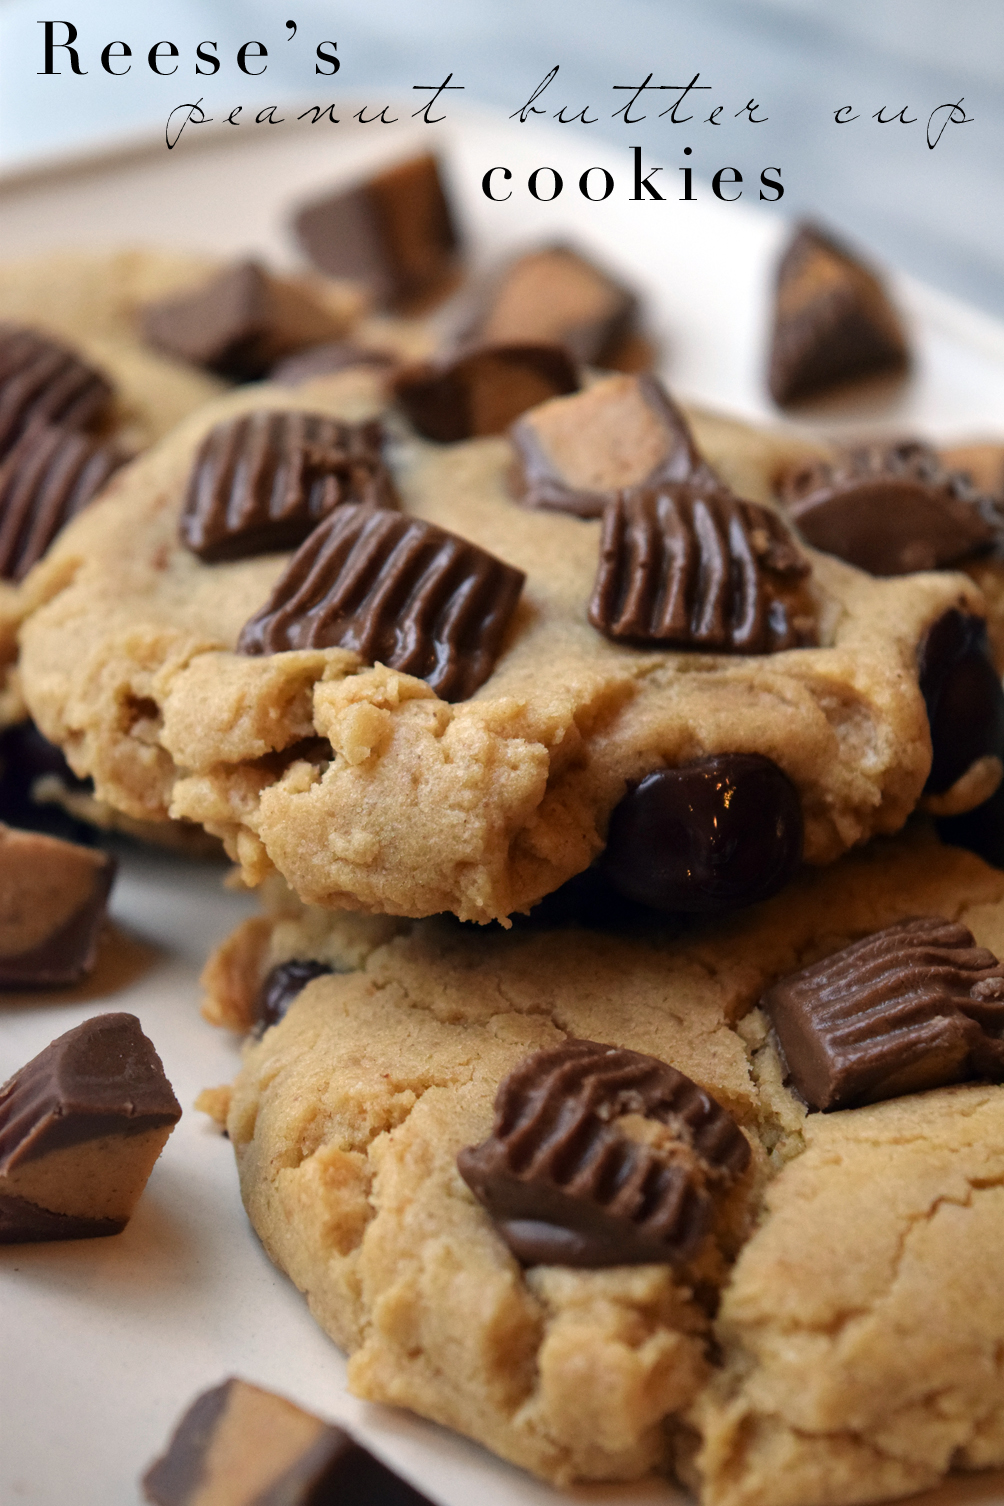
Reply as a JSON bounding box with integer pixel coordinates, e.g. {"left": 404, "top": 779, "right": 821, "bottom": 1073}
{"left": 3, "top": 107, "right": 1004, "bottom": 1506}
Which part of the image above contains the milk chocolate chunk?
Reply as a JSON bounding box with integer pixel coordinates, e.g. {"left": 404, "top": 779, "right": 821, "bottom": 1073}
{"left": 141, "top": 261, "right": 348, "bottom": 383}
{"left": 0, "top": 324, "right": 114, "bottom": 458}
{"left": 601, "top": 754, "right": 803, "bottom": 914}
{"left": 143, "top": 1378, "right": 433, "bottom": 1506}
{"left": 768, "top": 223, "right": 908, "bottom": 406}
{"left": 761, "top": 916, "right": 1004, "bottom": 1112}
{"left": 0, "top": 823, "right": 115, "bottom": 987}
{"left": 180, "top": 411, "right": 396, "bottom": 562}
{"left": 919, "top": 609, "right": 1004, "bottom": 795}
{"left": 0, "top": 1012, "right": 181, "bottom": 1242}
{"left": 393, "top": 344, "right": 579, "bottom": 442}
{"left": 294, "top": 152, "right": 459, "bottom": 311}
{"left": 777, "top": 440, "right": 998, "bottom": 575}
{"left": 590, "top": 484, "right": 817, "bottom": 653}
{"left": 0, "top": 422, "right": 125, "bottom": 582}
{"left": 469, "top": 246, "right": 636, "bottom": 366}
{"left": 237, "top": 504, "right": 525, "bottom": 702}
{"left": 510, "top": 373, "right": 718, "bottom": 518}
{"left": 270, "top": 341, "right": 394, "bottom": 386}
{"left": 255, "top": 960, "right": 334, "bottom": 1035}
{"left": 458, "top": 1039, "right": 749, "bottom": 1268}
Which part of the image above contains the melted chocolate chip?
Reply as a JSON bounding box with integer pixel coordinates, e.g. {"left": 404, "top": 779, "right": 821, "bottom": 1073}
{"left": 458, "top": 1038, "right": 749, "bottom": 1267}
{"left": 590, "top": 484, "right": 817, "bottom": 653}
{"left": 466, "top": 246, "right": 636, "bottom": 366}
{"left": 601, "top": 754, "right": 803, "bottom": 914}
{"left": 0, "top": 324, "right": 114, "bottom": 459}
{"left": 237, "top": 503, "right": 525, "bottom": 702}
{"left": 393, "top": 344, "right": 579, "bottom": 443}
{"left": 0, "top": 422, "right": 124, "bottom": 582}
{"left": 180, "top": 411, "right": 396, "bottom": 563}
{"left": 918, "top": 610, "right": 1004, "bottom": 795}
{"left": 762, "top": 916, "right": 1004, "bottom": 1111}
{"left": 254, "top": 959, "right": 334, "bottom": 1034}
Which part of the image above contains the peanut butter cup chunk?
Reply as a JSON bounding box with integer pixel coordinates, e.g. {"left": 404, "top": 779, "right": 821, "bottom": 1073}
{"left": 394, "top": 344, "right": 578, "bottom": 442}
{"left": 458, "top": 1038, "right": 750, "bottom": 1267}
{"left": 510, "top": 373, "right": 717, "bottom": 517}
{"left": 294, "top": 153, "right": 460, "bottom": 312}
{"left": 469, "top": 245, "right": 636, "bottom": 366}
{"left": 0, "top": 422, "right": 124, "bottom": 582}
{"left": 591, "top": 484, "right": 816, "bottom": 653}
{"left": 768, "top": 223, "right": 909, "bottom": 406}
{"left": 237, "top": 503, "right": 525, "bottom": 702}
{"left": 0, "top": 823, "right": 115, "bottom": 987}
{"left": 0, "top": 1012, "right": 180, "bottom": 1242}
{"left": 180, "top": 411, "right": 396, "bottom": 562}
{"left": 0, "top": 323, "right": 114, "bottom": 458}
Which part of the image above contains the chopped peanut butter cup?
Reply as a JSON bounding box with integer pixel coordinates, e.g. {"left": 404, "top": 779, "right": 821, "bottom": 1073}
{"left": 236, "top": 503, "right": 525, "bottom": 702}
{"left": 180, "top": 411, "right": 396, "bottom": 562}
{"left": 0, "top": 823, "right": 115, "bottom": 987}
{"left": 393, "top": 343, "right": 579, "bottom": 442}
{"left": 458, "top": 1038, "right": 750, "bottom": 1267}
{"left": 468, "top": 245, "right": 636, "bottom": 366}
{"left": 0, "top": 422, "right": 124, "bottom": 582}
{"left": 0, "top": 323, "right": 114, "bottom": 458}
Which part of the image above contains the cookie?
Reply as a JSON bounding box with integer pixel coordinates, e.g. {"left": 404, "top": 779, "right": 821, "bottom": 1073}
{"left": 207, "top": 827, "right": 1004, "bottom": 1499}
{"left": 16, "top": 366, "right": 991, "bottom": 922}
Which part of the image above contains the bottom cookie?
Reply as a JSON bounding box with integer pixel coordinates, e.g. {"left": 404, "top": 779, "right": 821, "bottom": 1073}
{"left": 207, "top": 827, "right": 1004, "bottom": 1503}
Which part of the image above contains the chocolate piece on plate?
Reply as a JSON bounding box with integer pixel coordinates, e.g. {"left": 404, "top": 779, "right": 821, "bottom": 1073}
{"left": 601, "top": 754, "right": 804, "bottom": 914}
{"left": 0, "top": 323, "right": 114, "bottom": 458}
{"left": 180, "top": 411, "right": 396, "bottom": 563}
{"left": 510, "top": 373, "right": 718, "bottom": 518}
{"left": 270, "top": 341, "right": 394, "bottom": 386}
{"left": 458, "top": 1038, "right": 749, "bottom": 1268}
{"left": 294, "top": 152, "right": 459, "bottom": 311}
{"left": 918, "top": 609, "right": 1004, "bottom": 796}
{"left": 768, "top": 223, "right": 909, "bottom": 406}
{"left": 777, "top": 440, "right": 998, "bottom": 576}
{"left": 469, "top": 245, "right": 636, "bottom": 366}
{"left": 0, "top": 422, "right": 125, "bottom": 582}
{"left": 394, "top": 343, "right": 579, "bottom": 442}
{"left": 237, "top": 503, "right": 525, "bottom": 702}
{"left": 141, "top": 261, "right": 349, "bottom": 383}
{"left": 143, "top": 1377, "right": 433, "bottom": 1506}
{"left": 0, "top": 1012, "right": 181, "bottom": 1242}
{"left": 0, "top": 823, "right": 115, "bottom": 987}
{"left": 590, "top": 484, "right": 817, "bottom": 653}
{"left": 255, "top": 960, "right": 334, "bottom": 1036}
{"left": 761, "top": 916, "right": 1004, "bottom": 1112}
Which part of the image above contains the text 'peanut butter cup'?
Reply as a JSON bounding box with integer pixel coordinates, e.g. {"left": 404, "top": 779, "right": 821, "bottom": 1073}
{"left": 394, "top": 343, "right": 579, "bottom": 443}
{"left": 761, "top": 916, "right": 1004, "bottom": 1111}
{"left": 590, "top": 484, "right": 817, "bottom": 653}
{"left": 180, "top": 411, "right": 396, "bottom": 562}
{"left": 458, "top": 1038, "right": 750, "bottom": 1268}
{"left": 0, "top": 323, "right": 114, "bottom": 459}
{"left": 777, "top": 440, "right": 998, "bottom": 576}
{"left": 237, "top": 504, "right": 525, "bottom": 702}
{"left": 0, "top": 422, "right": 125, "bottom": 582}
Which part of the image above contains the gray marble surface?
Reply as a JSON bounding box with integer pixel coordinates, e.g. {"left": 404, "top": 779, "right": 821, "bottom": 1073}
{"left": 0, "top": 0, "right": 1001, "bottom": 319}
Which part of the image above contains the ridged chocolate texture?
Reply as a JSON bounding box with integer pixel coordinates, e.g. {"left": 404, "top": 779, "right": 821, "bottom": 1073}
{"left": 0, "top": 422, "right": 124, "bottom": 582}
{"left": 237, "top": 504, "right": 525, "bottom": 702}
{"left": 457, "top": 1038, "right": 750, "bottom": 1268}
{"left": 918, "top": 609, "right": 1004, "bottom": 795}
{"left": 179, "top": 411, "right": 397, "bottom": 562}
{"left": 254, "top": 959, "right": 334, "bottom": 1035}
{"left": 778, "top": 440, "right": 999, "bottom": 576}
{"left": 590, "top": 484, "right": 817, "bottom": 653}
{"left": 0, "top": 323, "right": 114, "bottom": 458}
{"left": 762, "top": 916, "right": 1004, "bottom": 1112}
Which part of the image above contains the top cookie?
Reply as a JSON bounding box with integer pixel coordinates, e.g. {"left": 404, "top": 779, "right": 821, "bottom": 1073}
{"left": 17, "top": 367, "right": 989, "bottom": 922}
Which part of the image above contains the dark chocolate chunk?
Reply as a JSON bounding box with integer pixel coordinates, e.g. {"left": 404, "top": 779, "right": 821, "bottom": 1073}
{"left": 761, "top": 916, "right": 1004, "bottom": 1111}
{"left": 141, "top": 261, "right": 349, "bottom": 383}
{"left": 270, "top": 342, "right": 394, "bottom": 386}
{"left": 458, "top": 1038, "right": 749, "bottom": 1268}
{"left": 393, "top": 344, "right": 579, "bottom": 443}
{"left": 294, "top": 153, "right": 459, "bottom": 312}
{"left": 590, "top": 484, "right": 817, "bottom": 653}
{"left": 777, "top": 440, "right": 998, "bottom": 575}
{"left": 179, "top": 411, "right": 396, "bottom": 563}
{"left": 0, "top": 1012, "right": 181, "bottom": 1242}
{"left": 601, "top": 754, "right": 804, "bottom": 914}
{"left": 237, "top": 504, "right": 525, "bottom": 702}
{"left": 510, "top": 373, "right": 718, "bottom": 518}
{"left": 918, "top": 609, "right": 1004, "bottom": 795}
{"left": 937, "top": 778, "right": 1004, "bottom": 870}
{"left": 468, "top": 246, "right": 636, "bottom": 366}
{"left": 143, "top": 1377, "right": 433, "bottom": 1506}
{"left": 0, "top": 323, "right": 114, "bottom": 458}
{"left": 768, "top": 223, "right": 909, "bottom": 406}
{"left": 0, "top": 823, "right": 115, "bottom": 987}
{"left": 0, "top": 422, "right": 125, "bottom": 582}
{"left": 255, "top": 959, "right": 334, "bottom": 1035}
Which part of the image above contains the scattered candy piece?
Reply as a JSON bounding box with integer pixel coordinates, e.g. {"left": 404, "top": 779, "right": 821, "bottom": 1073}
{"left": 393, "top": 343, "right": 578, "bottom": 442}
{"left": 0, "top": 323, "right": 114, "bottom": 459}
{"left": 0, "top": 823, "right": 115, "bottom": 987}
{"left": 468, "top": 245, "right": 636, "bottom": 366}
{"left": 0, "top": 422, "right": 125, "bottom": 582}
